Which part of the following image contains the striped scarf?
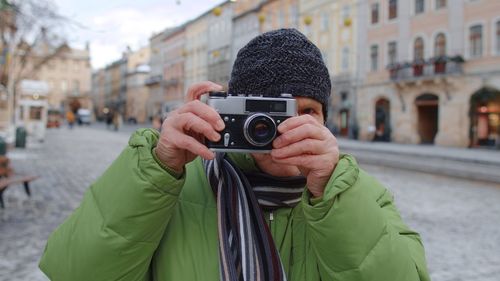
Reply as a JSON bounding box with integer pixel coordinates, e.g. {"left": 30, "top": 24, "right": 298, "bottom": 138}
{"left": 204, "top": 153, "right": 306, "bottom": 281}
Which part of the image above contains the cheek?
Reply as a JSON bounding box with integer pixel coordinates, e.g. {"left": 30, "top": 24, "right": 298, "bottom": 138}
{"left": 310, "top": 112, "right": 324, "bottom": 124}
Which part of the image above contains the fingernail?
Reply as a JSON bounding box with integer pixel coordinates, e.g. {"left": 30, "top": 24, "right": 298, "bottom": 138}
{"left": 212, "top": 132, "right": 221, "bottom": 141}
{"left": 278, "top": 123, "right": 286, "bottom": 133}
{"left": 216, "top": 120, "right": 225, "bottom": 130}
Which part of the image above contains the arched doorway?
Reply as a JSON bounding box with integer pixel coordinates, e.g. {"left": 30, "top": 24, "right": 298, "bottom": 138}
{"left": 337, "top": 91, "right": 350, "bottom": 137}
{"left": 373, "top": 98, "right": 391, "bottom": 141}
{"left": 470, "top": 87, "right": 500, "bottom": 148}
{"left": 415, "top": 93, "right": 439, "bottom": 144}
{"left": 339, "top": 109, "right": 349, "bottom": 137}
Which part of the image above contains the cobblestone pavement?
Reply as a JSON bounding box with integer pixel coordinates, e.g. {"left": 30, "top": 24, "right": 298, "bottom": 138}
{"left": 0, "top": 126, "right": 130, "bottom": 281}
{"left": 0, "top": 125, "right": 499, "bottom": 281}
{"left": 362, "top": 165, "right": 500, "bottom": 281}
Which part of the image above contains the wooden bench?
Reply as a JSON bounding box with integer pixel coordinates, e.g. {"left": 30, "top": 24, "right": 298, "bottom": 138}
{"left": 0, "top": 156, "right": 39, "bottom": 208}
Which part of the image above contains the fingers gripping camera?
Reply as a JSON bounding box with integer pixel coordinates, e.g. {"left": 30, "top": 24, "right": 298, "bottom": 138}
{"left": 206, "top": 92, "right": 297, "bottom": 153}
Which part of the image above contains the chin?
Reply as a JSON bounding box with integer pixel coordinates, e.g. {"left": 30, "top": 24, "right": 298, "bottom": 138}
{"left": 250, "top": 153, "right": 301, "bottom": 177}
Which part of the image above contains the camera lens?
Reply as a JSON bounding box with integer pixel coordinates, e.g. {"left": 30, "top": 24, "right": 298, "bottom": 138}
{"left": 254, "top": 122, "right": 269, "bottom": 137}
{"left": 243, "top": 113, "right": 277, "bottom": 147}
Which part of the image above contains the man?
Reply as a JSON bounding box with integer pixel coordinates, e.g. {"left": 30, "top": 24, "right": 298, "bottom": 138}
{"left": 40, "top": 29, "right": 430, "bottom": 281}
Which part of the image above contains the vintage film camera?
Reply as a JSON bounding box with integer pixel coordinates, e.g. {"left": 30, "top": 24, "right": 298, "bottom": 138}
{"left": 206, "top": 91, "right": 297, "bottom": 153}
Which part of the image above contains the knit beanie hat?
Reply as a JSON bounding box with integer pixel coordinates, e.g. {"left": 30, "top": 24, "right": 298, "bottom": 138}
{"left": 229, "top": 28, "right": 331, "bottom": 119}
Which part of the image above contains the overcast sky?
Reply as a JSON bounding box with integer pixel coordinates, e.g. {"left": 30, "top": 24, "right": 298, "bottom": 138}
{"left": 52, "top": 0, "right": 225, "bottom": 70}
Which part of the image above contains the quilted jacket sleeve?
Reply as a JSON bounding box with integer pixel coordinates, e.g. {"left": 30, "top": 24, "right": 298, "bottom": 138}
{"left": 39, "top": 129, "right": 185, "bottom": 281}
{"left": 301, "top": 154, "right": 430, "bottom": 281}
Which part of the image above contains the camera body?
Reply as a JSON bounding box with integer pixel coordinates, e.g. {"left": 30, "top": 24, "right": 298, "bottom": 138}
{"left": 206, "top": 91, "right": 297, "bottom": 153}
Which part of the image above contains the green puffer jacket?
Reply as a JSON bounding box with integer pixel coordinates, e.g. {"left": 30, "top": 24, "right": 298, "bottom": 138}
{"left": 40, "top": 129, "right": 430, "bottom": 281}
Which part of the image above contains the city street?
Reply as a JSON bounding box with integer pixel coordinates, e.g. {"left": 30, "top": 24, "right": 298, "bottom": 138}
{"left": 0, "top": 124, "right": 499, "bottom": 281}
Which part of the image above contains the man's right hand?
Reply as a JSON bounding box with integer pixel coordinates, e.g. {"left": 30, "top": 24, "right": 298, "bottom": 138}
{"left": 154, "top": 81, "right": 225, "bottom": 174}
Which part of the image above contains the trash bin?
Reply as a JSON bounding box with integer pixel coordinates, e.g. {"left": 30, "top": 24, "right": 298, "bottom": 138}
{"left": 15, "top": 127, "right": 27, "bottom": 148}
{"left": 0, "top": 136, "right": 6, "bottom": 155}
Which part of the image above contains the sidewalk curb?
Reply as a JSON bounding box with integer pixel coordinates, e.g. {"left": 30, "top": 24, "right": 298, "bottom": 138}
{"left": 338, "top": 141, "right": 500, "bottom": 166}
{"left": 339, "top": 141, "right": 500, "bottom": 184}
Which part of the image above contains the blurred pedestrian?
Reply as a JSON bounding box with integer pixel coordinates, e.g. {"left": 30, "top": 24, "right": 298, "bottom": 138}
{"left": 66, "top": 110, "right": 75, "bottom": 129}
{"left": 112, "top": 111, "right": 122, "bottom": 131}
{"left": 105, "top": 111, "right": 113, "bottom": 129}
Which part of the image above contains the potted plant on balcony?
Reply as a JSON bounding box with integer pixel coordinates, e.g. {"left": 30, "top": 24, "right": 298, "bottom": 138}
{"left": 450, "top": 55, "right": 465, "bottom": 63}
{"left": 412, "top": 59, "right": 425, "bottom": 77}
{"left": 432, "top": 55, "right": 448, "bottom": 74}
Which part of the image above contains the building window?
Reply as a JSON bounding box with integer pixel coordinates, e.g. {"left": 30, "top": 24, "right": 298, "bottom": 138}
{"left": 370, "top": 45, "right": 379, "bottom": 71}
{"left": 341, "top": 92, "right": 348, "bottom": 102}
{"left": 496, "top": 20, "right": 500, "bottom": 55}
{"left": 321, "top": 12, "right": 329, "bottom": 31}
{"left": 414, "top": 37, "right": 424, "bottom": 60}
{"left": 389, "top": 0, "right": 398, "bottom": 20}
{"left": 371, "top": 3, "right": 379, "bottom": 24}
{"left": 342, "top": 47, "right": 350, "bottom": 71}
{"left": 29, "top": 106, "right": 43, "bottom": 120}
{"left": 73, "top": 80, "right": 80, "bottom": 93}
{"left": 342, "top": 5, "right": 350, "bottom": 21}
{"left": 415, "top": 0, "right": 425, "bottom": 14}
{"left": 61, "top": 59, "right": 67, "bottom": 70}
{"left": 388, "top": 41, "right": 398, "bottom": 65}
{"left": 434, "top": 33, "right": 446, "bottom": 56}
{"left": 469, "top": 24, "right": 483, "bottom": 58}
{"left": 61, "top": 80, "right": 67, "bottom": 93}
{"left": 435, "top": 0, "right": 447, "bottom": 9}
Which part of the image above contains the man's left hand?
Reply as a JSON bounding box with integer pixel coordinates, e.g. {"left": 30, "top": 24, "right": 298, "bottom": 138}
{"left": 271, "top": 115, "right": 339, "bottom": 198}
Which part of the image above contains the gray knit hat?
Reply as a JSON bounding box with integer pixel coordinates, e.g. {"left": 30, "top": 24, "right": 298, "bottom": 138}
{"left": 229, "top": 28, "right": 331, "bottom": 119}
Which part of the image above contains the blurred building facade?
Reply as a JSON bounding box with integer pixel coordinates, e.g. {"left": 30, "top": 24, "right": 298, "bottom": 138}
{"left": 299, "top": 0, "right": 359, "bottom": 138}
{"left": 207, "top": 1, "right": 234, "bottom": 86}
{"left": 260, "top": 0, "right": 299, "bottom": 33}
{"left": 91, "top": 69, "right": 106, "bottom": 120}
{"left": 184, "top": 12, "right": 210, "bottom": 95}
{"left": 163, "top": 26, "right": 186, "bottom": 115}
{"left": 5, "top": 29, "right": 92, "bottom": 121}
{"left": 146, "top": 29, "right": 171, "bottom": 121}
{"left": 88, "top": 0, "right": 500, "bottom": 149}
{"left": 105, "top": 57, "right": 127, "bottom": 118}
{"left": 36, "top": 44, "right": 92, "bottom": 112}
{"left": 231, "top": 0, "right": 266, "bottom": 66}
{"left": 125, "top": 46, "right": 150, "bottom": 124}
{"left": 356, "top": 0, "right": 500, "bottom": 149}
{"left": 92, "top": 46, "right": 150, "bottom": 123}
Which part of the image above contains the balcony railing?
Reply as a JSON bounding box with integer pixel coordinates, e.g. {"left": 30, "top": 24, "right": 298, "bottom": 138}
{"left": 145, "top": 75, "right": 163, "bottom": 86}
{"left": 387, "top": 56, "right": 465, "bottom": 82}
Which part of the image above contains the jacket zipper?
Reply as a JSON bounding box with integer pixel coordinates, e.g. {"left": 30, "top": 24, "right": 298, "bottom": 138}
{"left": 269, "top": 211, "right": 274, "bottom": 236}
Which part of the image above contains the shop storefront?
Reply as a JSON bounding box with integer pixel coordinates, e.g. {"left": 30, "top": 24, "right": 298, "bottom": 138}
{"left": 470, "top": 87, "right": 500, "bottom": 149}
